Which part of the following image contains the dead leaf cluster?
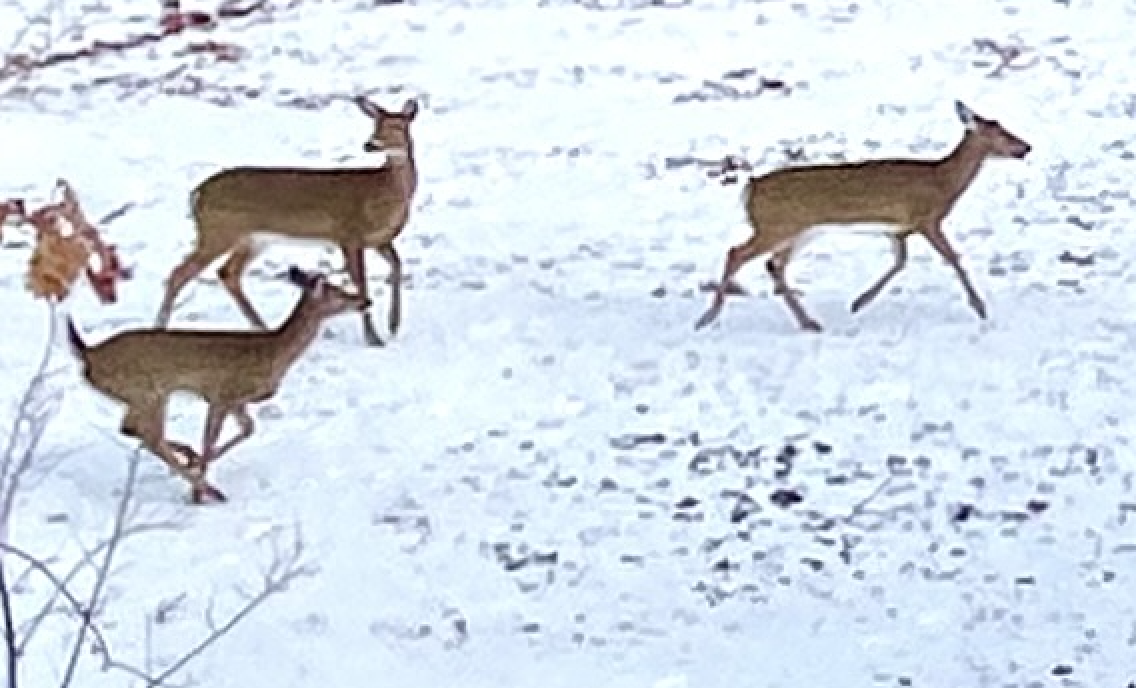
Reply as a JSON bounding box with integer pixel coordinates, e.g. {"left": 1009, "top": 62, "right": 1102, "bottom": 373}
{"left": 12, "top": 180, "right": 130, "bottom": 303}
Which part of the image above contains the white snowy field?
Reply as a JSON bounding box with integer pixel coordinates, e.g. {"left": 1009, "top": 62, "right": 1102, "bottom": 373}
{"left": 2, "top": 0, "right": 1136, "bottom": 685}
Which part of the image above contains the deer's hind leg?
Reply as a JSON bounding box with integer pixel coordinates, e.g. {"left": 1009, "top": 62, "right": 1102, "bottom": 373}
{"left": 696, "top": 232, "right": 780, "bottom": 330}
{"left": 766, "top": 247, "right": 822, "bottom": 333}
{"left": 131, "top": 400, "right": 225, "bottom": 504}
{"left": 121, "top": 408, "right": 200, "bottom": 465}
{"left": 218, "top": 239, "right": 269, "bottom": 330}
{"left": 850, "top": 229, "right": 914, "bottom": 314}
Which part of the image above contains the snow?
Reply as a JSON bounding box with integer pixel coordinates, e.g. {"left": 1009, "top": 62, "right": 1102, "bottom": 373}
{"left": 2, "top": 0, "right": 1136, "bottom": 685}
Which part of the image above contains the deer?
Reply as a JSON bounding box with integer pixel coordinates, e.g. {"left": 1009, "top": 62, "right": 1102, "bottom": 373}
{"left": 695, "top": 100, "right": 1031, "bottom": 333}
{"left": 154, "top": 94, "right": 419, "bottom": 347}
{"left": 69, "top": 266, "right": 370, "bottom": 504}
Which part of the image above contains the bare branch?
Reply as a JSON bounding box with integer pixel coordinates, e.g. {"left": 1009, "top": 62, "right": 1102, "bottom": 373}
{"left": 59, "top": 449, "right": 141, "bottom": 688}
{"left": 150, "top": 527, "right": 317, "bottom": 686}
{"left": 17, "top": 520, "right": 180, "bottom": 655}
{"left": 8, "top": 518, "right": 317, "bottom": 688}
{"left": 973, "top": 37, "right": 1041, "bottom": 78}
{"left": 845, "top": 475, "right": 895, "bottom": 523}
{"left": 0, "top": 303, "right": 61, "bottom": 540}
{"left": 0, "top": 543, "right": 111, "bottom": 652}
{"left": 1, "top": 556, "right": 17, "bottom": 688}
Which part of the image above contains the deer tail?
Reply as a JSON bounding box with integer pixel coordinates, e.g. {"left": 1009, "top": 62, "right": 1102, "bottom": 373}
{"left": 739, "top": 175, "right": 757, "bottom": 206}
{"left": 188, "top": 185, "right": 203, "bottom": 220}
{"left": 66, "top": 317, "right": 88, "bottom": 358}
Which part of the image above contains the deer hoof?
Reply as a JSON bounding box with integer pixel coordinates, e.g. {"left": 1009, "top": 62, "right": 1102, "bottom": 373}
{"left": 190, "top": 484, "right": 228, "bottom": 504}
{"left": 694, "top": 308, "right": 720, "bottom": 331}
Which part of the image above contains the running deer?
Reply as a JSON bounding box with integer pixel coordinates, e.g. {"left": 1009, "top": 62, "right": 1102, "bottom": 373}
{"left": 69, "top": 266, "right": 370, "bottom": 503}
{"left": 695, "top": 100, "right": 1031, "bottom": 333}
{"left": 155, "top": 95, "right": 419, "bottom": 347}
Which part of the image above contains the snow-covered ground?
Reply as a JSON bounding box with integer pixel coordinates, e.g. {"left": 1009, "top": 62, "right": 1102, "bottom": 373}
{"left": 2, "top": 0, "right": 1135, "bottom": 685}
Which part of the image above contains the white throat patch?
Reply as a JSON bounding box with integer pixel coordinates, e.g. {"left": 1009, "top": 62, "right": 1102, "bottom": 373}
{"left": 382, "top": 148, "right": 410, "bottom": 164}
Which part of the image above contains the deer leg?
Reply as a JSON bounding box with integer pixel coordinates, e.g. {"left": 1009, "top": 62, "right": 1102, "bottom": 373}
{"left": 207, "top": 404, "right": 255, "bottom": 463}
{"left": 200, "top": 404, "right": 228, "bottom": 465}
{"left": 166, "top": 441, "right": 202, "bottom": 466}
{"left": 767, "top": 249, "right": 822, "bottom": 332}
{"left": 155, "top": 246, "right": 223, "bottom": 327}
{"left": 923, "top": 227, "right": 987, "bottom": 319}
{"left": 135, "top": 411, "right": 225, "bottom": 504}
{"left": 342, "top": 244, "right": 383, "bottom": 347}
{"left": 377, "top": 244, "right": 403, "bottom": 336}
{"left": 695, "top": 239, "right": 767, "bottom": 330}
{"left": 850, "top": 230, "right": 912, "bottom": 314}
{"left": 123, "top": 409, "right": 198, "bottom": 466}
{"left": 218, "top": 240, "right": 269, "bottom": 330}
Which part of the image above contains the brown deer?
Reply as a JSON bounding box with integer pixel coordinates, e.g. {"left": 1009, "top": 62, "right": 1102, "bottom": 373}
{"left": 696, "top": 100, "right": 1031, "bottom": 333}
{"left": 155, "top": 95, "right": 419, "bottom": 347}
{"left": 69, "top": 266, "right": 370, "bottom": 503}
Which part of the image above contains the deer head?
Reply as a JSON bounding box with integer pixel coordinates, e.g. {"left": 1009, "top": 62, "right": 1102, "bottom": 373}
{"left": 356, "top": 96, "right": 419, "bottom": 156}
{"left": 955, "top": 100, "right": 1031, "bottom": 159}
{"left": 285, "top": 266, "right": 372, "bottom": 317}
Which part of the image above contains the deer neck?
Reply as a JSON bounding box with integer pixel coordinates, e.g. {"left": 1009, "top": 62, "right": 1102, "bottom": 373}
{"left": 268, "top": 295, "right": 327, "bottom": 376}
{"left": 935, "top": 134, "right": 989, "bottom": 206}
{"left": 382, "top": 143, "right": 418, "bottom": 199}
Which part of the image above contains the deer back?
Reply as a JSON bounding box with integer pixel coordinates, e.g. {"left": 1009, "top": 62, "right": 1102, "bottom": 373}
{"left": 77, "top": 328, "right": 288, "bottom": 405}
{"left": 192, "top": 164, "right": 414, "bottom": 247}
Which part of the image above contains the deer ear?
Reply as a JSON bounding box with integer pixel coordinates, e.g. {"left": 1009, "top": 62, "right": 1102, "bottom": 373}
{"left": 286, "top": 266, "right": 309, "bottom": 287}
{"left": 309, "top": 274, "right": 329, "bottom": 296}
{"left": 955, "top": 100, "right": 978, "bottom": 129}
{"left": 355, "top": 95, "right": 382, "bottom": 119}
{"left": 401, "top": 98, "right": 419, "bottom": 120}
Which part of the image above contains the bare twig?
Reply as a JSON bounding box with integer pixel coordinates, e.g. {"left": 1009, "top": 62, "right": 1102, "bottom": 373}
{"left": 59, "top": 449, "right": 141, "bottom": 688}
{"left": 6, "top": 521, "right": 315, "bottom": 687}
{"left": 1, "top": 540, "right": 162, "bottom": 686}
{"left": 0, "top": 555, "right": 17, "bottom": 688}
{"left": 150, "top": 527, "right": 317, "bottom": 685}
{"left": 0, "top": 303, "right": 60, "bottom": 543}
{"left": 845, "top": 475, "right": 894, "bottom": 523}
{"left": 16, "top": 521, "right": 179, "bottom": 656}
{"left": 973, "top": 37, "right": 1041, "bottom": 78}
{"left": 0, "top": 543, "right": 114, "bottom": 657}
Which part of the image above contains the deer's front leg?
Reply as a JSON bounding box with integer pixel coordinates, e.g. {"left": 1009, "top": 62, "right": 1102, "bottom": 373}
{"left": 342, "top": 244, "right": 383, "bottom": 346}
{"left": 923, "top": 226, "right": 987, "bottom": 319}
{"left": 378, "top": 243, "right": 402, "bottom": 336}
{"left": 208, "top": 405, "right": 255, "bottom": 463}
